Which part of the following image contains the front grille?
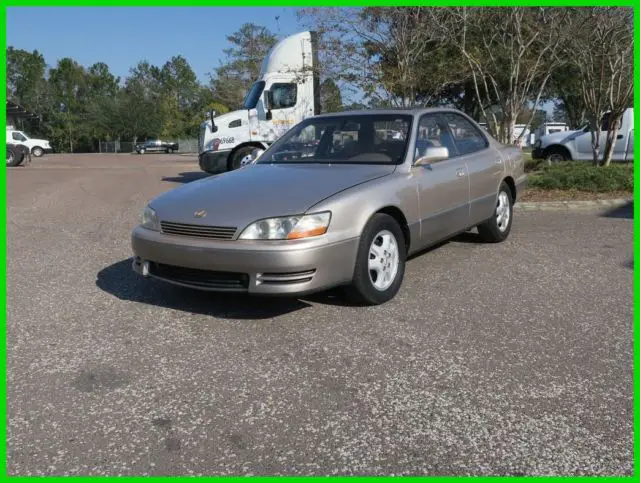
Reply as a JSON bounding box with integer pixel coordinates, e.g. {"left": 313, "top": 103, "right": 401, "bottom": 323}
{"left": 160, "top": 221, "right": 236, "bottom": 240}
{"left": 148, "top": 262, "right": 249, "bottom": 291}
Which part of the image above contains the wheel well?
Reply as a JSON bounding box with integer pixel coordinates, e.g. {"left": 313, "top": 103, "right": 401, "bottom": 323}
{"left": 544, "top": 144, "right": 572, "bottom": 160}
{"left": 227, "top": 142, "right": 267, "bottom": 170}
{"left": 376, "top": 206, "right": 410, "bottom": 252}
{"left": 503, "top": 176, "right": 517, "bottom": 203}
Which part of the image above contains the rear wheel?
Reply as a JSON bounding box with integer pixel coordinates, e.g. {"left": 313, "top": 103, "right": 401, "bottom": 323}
{"left": 477, "top": 181, "right": 513, "bottom": 243}
{"left": 138, "top": 148, "right": 145, "bottom": 155}
{"left": 344, "top": 213, "right": 406, "bottom": 305}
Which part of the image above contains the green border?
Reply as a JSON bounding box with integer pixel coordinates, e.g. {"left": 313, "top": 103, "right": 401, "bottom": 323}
{"left": 2, "top": 1, "right": 637, "bottom": 480}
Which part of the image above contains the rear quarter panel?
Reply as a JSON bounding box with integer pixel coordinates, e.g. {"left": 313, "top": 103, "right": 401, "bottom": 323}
{"left": 501, "top": 145, "right": 526, "bottom": 201}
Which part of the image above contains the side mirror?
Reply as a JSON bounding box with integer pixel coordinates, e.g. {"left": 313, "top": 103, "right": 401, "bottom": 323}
{"left": 414, "top": 146, "right": 449, "bottom": 166}
{"left": 263, "top": 91, "right": 273, "bottom": 120}
{"left": 209, "top": 109, "right": 218, "bottom": 133}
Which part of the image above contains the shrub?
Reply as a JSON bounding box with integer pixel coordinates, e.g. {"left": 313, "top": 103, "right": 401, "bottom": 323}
{"left": 528, "top": 162, "right": 633, "bottom": 192}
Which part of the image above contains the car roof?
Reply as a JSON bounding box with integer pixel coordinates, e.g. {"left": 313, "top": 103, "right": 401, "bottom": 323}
{"left": 312, "top": 107, "right": 467, "bottom": 119}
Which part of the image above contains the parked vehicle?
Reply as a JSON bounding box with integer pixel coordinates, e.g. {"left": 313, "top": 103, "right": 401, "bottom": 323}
{"left": 131, "top": 108, "right": 526, "bottom": 305}
{"left": 198, "top": 30, "right": 320, "bottom": 174}
{"left": 532, "top": 108, "right": 634, "bottom": 163}
{"left": 6, "top": 142, "right": 31, "bottom": 167}
{"left": 135, "top": 139, "right": 179, "bottom": 154}
{"left": 6, "top": 129, "right": 52, "bottom": 157}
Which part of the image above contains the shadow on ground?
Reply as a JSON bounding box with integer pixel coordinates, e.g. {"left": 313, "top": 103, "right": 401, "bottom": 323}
{"left": 601, "top": 201, "right": 633, "bottom": 219}
{"left": 162, "top": 172, "right": 211, "bottom": 184}
{"left": 96, "top": 259, "right": 359, "bottom": 319}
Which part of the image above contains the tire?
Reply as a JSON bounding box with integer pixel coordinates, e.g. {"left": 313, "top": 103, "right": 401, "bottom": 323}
{"left": 32, "top": 146, "right": 44, "bottom": 157}
{"left": 476, "top": 181, "right": 513, "bottom": 243}
{"left": 6, "top": 147, "right": 22, "bottom": 167}
{"left": 138, "top": 148, "right": 145, "bottom": 155}
{"left": 344, "top": 213, "right": 406, "bottom": 305}
{"left": 544, "top": 146, "right": 568, "bottom": 164}
{"left": 228, "top": 146, "right": 256, "bottom": 171}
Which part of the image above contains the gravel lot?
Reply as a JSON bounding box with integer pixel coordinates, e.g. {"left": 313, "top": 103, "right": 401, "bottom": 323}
{"left": 7, "top": 154, "right": 634, "bottom": 476}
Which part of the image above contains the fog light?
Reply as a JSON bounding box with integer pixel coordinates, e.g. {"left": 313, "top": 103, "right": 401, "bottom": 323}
{"left": 142, "top": 261, "right": 150, "bottom": 277}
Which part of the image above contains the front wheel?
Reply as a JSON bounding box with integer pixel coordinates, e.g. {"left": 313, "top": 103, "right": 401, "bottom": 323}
{"left": 138, "top": 148, "right": 145, "bottom": 155}
{"left": 344, "top": 213, "right": 406, "bottom": 305}
{"left": 32, "top": 146, "right": 44, "bottom": 157}
{"left": 476, "top": 181, "right": 513, "bottom": 243}
{"left": 229, "top": 146, "right": 256, "bottom": 171}
{"left": 545, "top": 147, "right": 568, "bottom": 164}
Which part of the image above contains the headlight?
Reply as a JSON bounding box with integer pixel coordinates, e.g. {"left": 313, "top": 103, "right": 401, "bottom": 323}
{"left": 239, "top": 212, "right": 331, "bottom": 240}
{"left": 141, "top": 205, "right": 160, "bottom": 231}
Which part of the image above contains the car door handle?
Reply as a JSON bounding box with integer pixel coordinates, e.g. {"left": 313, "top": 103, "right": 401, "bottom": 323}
{"left": 456, "top": 169, "right": 466, "bottom": 177}
{"left": 617, "top": 134, "right": 623, "bottom": 139}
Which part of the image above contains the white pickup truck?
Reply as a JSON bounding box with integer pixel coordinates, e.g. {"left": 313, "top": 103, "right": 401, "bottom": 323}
{"left": 6, "top": 128, "right": 53, "bottom": 157}
{"left": 531, "top": 108, "right": 634, "bottom": 163}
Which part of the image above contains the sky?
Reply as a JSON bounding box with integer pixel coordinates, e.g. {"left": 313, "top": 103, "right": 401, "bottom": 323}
{"left": 7, "top": 7, "right": 304, "bottom": 83}
{"left": 7, "top": 6, "right": 554, "bottom": 116}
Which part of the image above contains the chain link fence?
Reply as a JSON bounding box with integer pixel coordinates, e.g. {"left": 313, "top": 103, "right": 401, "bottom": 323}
{"left": 98, "top": 139, "right": 199, "bottom": 154}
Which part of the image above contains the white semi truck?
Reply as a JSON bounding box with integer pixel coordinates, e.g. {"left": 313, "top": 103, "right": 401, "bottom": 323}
{"left": 198, "top": 31, "right": 321, "bottom": 174}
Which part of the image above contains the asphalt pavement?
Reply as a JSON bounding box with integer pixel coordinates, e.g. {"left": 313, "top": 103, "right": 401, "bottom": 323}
{"left": 6, "top": 154, "right": 634, "bottom": 476}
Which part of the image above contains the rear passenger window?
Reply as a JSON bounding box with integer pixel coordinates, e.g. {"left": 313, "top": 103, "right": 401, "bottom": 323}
{"left": 441, "top": 113, "right": 488, "bottom": 156}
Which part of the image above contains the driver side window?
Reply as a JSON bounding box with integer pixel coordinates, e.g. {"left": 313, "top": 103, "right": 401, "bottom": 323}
{"left": 270, "top": 83, "right": 297, "bottom": 110}
{"left": 12, "top": 132, "right": 27, "bottom": 142}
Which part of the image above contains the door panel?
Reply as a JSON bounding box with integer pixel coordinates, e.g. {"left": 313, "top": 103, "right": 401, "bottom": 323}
{"left": 437, "top": 112, "right": 502, "bottom": 225}
{"left": 415, "top": 160, "right": 470, "bottom": 246}
{"left": 413, "top": 114, "right": 470, "bottom": 247}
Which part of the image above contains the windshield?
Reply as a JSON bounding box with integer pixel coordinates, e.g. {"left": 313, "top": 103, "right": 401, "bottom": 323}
{"left": 257, "top": 114, "right": 413, "bottom": 165}
{"left": 243, "top": 81, "right": 266, "bottom": 110}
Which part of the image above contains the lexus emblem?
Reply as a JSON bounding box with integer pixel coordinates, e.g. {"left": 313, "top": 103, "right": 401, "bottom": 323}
{"left": 194, "top": 209, "right": 207, "bottom": 218}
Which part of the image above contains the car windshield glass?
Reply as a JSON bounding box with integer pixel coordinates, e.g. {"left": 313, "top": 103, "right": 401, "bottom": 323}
{"left": 243, "top": 81, "right": 266, "bottom": 110}
{"left": 256, "top": 114, "right": 413, "bottom": 165}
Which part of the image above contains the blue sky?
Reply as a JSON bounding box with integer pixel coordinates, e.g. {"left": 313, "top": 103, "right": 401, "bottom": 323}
{"left": 7, "top": 6, "right": 554, "bottom": 115}
{"left": 7, "top": 7, "right": 304, "bottom": 83}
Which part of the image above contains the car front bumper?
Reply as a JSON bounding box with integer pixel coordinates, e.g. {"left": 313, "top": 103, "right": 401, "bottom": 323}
{"left": 131, "top": 226, "right": 359, "bottom": 295}
{"left": 198, "top": 150, "right": 232, "bottom": 174}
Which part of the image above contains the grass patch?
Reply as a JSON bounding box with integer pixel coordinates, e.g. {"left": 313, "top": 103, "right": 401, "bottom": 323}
{"left": 528, "top": 162, "right": 633, "bottom": 192}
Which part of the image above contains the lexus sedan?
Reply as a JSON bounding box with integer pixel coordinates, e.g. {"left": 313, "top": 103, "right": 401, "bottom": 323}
{"left": 131, "top": 108, "right": 526, "bottom": 305}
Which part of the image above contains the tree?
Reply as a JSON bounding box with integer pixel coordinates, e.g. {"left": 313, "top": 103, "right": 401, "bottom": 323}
{"left": 320, "top": 78, "right": 343, "bottom": 113}
{"left": 47, "top": 58, "right": 89, "bottom": 152}
{"left": 431, "top": 7, "right": 568, "bottom": 145}
{"left": 547, "top": 64, "right": 587, "bottom": 129}
{"left": 208, "top": 23, "right": 278, "bottom": 109}
{"left": 564, "top": 7, "right": 633, "bottom": 166}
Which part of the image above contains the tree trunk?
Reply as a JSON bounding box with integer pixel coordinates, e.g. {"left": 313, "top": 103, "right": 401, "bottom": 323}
{"left": 602, "top": 114, "right": 622, "bottom": 167}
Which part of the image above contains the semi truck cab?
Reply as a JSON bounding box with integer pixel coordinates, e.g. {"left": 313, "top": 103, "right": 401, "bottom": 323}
{"left": 198, "top": 30, "right": 321, "bottom": 174}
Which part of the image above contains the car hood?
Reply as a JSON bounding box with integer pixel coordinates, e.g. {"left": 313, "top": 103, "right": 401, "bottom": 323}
{"left": 150, "top": 163, "right": 396, "bottom": 229}
{"left": 539, "top": 129, "right": 584, "bottom": 146}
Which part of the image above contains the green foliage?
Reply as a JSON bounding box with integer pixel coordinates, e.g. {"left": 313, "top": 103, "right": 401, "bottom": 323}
{"left": 209, "top": 23, "right": 278, "bottom": 110}
{"left": 528, "top": 162, "right": 633, "bottom": 192}
{"left": 320, "top": 79, "right": 343, "bottom": 113}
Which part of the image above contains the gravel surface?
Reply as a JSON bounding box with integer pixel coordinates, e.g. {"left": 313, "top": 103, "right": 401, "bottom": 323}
{"left": 7, "top": 154, "right": 634, "bottom": 476}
